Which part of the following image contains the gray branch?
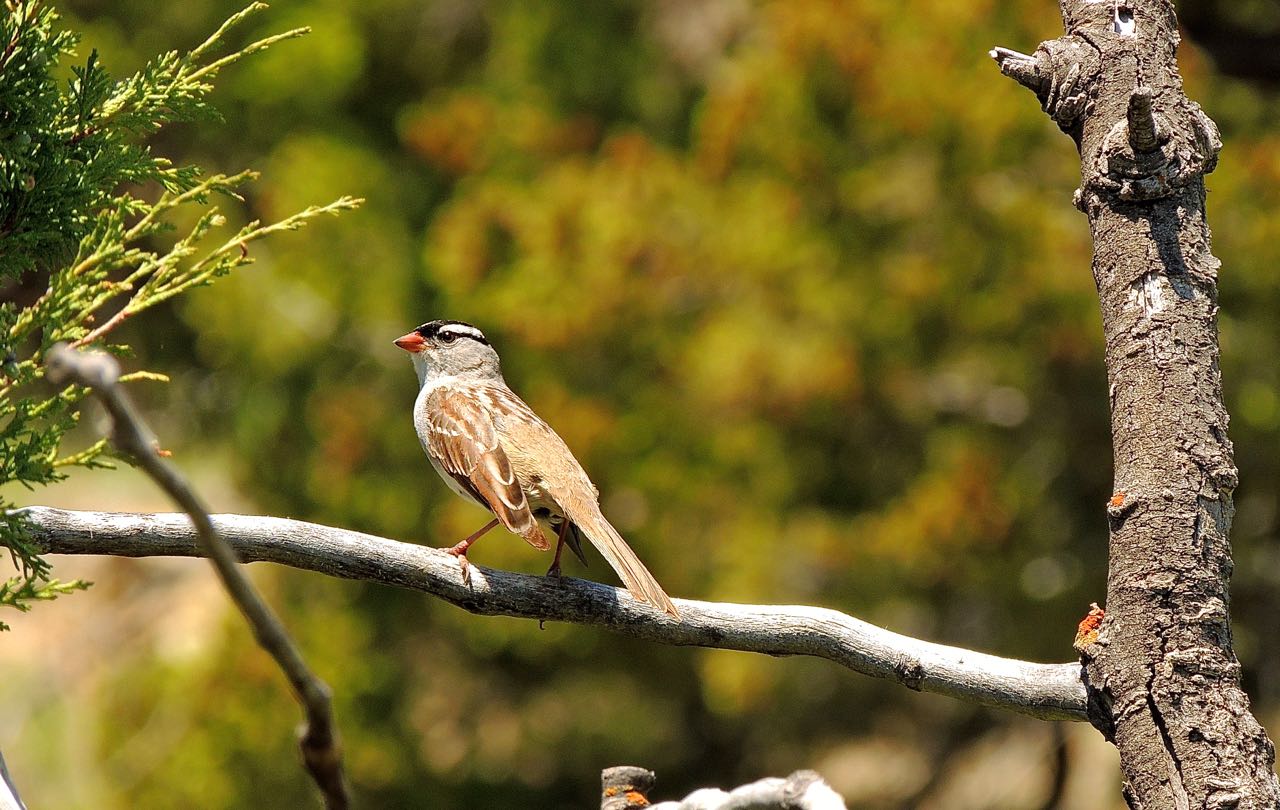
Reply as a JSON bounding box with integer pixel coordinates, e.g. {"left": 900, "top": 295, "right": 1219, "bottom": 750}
{"left": 0, "top": 749, "right": 26, "bottom": 810}
{"left": 652, "top": 773, "right": 846, "bottom": 810}
{"left": 602, "top": 765, "right": 847, "bottom": 810}
{"left": 42, "top": 345, "right": 350, "bottom": 810}
{"left": 16, "top": 506, "right": 1088, "bottom": 722}
{"left": 989, "top": 46, "right": 1044, "bottom": 94}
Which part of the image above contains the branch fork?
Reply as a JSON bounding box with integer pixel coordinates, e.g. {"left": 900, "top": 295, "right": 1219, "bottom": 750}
{"left": 992, "top": 32, "right": 1220, "bottom": 206}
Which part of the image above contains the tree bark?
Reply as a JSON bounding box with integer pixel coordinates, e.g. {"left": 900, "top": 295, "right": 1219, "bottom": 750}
{"left": 994, "top": 1, "right": 1279, "bottom": 807}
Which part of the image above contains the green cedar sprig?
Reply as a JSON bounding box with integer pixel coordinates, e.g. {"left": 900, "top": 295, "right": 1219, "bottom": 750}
{"left": 0, "top": 2, "right": 361, "bottom": 625}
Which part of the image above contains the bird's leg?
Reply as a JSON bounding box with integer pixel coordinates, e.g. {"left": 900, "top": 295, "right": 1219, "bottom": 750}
{"left": 448, "top": 518, "right": 499, "bottom": 585}
{"left": 546, "top": 519, "right": 572, "bottom": 579}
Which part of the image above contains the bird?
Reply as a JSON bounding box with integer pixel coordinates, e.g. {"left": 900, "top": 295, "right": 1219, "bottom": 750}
{"left": 395, "top": 319, "right": 680, "bottom": 618}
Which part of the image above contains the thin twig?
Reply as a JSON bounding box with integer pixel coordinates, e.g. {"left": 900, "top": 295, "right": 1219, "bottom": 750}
{"left": 68, "top": 306, "right": 133, "bottom": 349}
{"left": 41, "top": 345, "right": 349, "bottom": 810}
{"left": 16, "top": 508, "right": 1089, "bottom": 722}
{"left": 0, "top": 748, "right": 26, "bottom": 810}
{"left": 989, "top": 45, "right": 1045, "bottom": 94}
{"left": 989, "top": 46, "right": 1036, "bottom": 63}
{"left": 189, "top": 2, "right": 269, "bottom": 61}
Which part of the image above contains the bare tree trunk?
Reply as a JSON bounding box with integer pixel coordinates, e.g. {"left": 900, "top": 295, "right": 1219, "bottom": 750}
{"left": 994, "top": 1, "right": 1280, "bottom": 807}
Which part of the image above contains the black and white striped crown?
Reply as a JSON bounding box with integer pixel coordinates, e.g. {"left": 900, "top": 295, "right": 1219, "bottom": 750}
{"left": 412, "top": 320, "right": 490, "bottom": 346}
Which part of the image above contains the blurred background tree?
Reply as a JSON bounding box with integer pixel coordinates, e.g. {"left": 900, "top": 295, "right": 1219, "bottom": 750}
{"left": 3, "top": 1, "right": 1278, "bottom": 808}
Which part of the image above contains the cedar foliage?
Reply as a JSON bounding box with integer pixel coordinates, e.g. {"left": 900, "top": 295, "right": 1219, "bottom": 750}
{"left": 0, "top": 1, "right": 358, "bottom": 627}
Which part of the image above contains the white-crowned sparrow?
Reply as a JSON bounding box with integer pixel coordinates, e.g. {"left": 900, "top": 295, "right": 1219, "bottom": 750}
{"left": 395, "top": 320, "right": 679, "bottom": 617}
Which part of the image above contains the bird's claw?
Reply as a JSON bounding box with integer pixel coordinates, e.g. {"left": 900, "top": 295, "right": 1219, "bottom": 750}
{"left": 447, "top": 546, "right": 472, "bottom": 586}
{"left": 545, "top": 561, "right": 562, "bottom": 579}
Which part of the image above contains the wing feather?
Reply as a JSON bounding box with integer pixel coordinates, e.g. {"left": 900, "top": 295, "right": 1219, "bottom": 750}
{"left": 486, "top": 386, "right": 678, "bottom": 617}
{"left": 422, "top": 387, "right": 548, "bottom": 550}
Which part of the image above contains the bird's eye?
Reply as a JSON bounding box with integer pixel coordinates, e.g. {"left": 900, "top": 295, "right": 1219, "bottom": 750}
{"left": 438, "top": 332, "right": 457, "bottom": 344}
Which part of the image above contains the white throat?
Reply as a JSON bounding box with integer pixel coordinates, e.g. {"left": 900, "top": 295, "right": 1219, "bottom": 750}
{"left": 409, "top": 352, "right": 433, "bottom": 388}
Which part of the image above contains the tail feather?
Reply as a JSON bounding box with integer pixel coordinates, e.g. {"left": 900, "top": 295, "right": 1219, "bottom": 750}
{"left": 571, "top": 511, "right": 679, "bottom": 618}
{"left": 564, "top": 521, "right": 589, "bottom": 567}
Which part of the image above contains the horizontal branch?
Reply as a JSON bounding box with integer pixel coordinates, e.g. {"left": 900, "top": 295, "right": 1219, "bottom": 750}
{"left": 15, "top": 506, "right": 1088, "bottom": 721}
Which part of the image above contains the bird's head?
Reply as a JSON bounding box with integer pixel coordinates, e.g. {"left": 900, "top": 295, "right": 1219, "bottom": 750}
{"left": 395, "top": 320, "right": 501, "bottom": 384}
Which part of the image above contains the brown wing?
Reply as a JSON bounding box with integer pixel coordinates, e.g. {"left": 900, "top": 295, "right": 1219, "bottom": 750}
{"left": 422, "top": 387, "right": 549, "bottom": 550}
{"left": 486, "top": 385, "right": 679, "bottom": 617}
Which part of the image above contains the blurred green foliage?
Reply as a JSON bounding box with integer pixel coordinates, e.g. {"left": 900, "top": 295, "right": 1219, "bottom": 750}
{"left": 10, "top": 0, "right": 1280, "bottom": 807}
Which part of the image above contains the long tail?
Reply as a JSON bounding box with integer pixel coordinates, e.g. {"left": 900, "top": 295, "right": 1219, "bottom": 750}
{"left": 570, "top": 510, "right": 680, "bottom": 618}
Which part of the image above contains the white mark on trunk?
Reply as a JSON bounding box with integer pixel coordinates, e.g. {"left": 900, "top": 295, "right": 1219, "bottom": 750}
{"left": 1114, "top": 5, "right": 1136, "bottom": 36}
{"left": 1128, "top": 271, "right": 1188, "bottom": 317}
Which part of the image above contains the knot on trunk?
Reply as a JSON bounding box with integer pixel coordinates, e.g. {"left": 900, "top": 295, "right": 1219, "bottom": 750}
{"left": 1085, "top": 88, "right": 1222, "bottom": 203}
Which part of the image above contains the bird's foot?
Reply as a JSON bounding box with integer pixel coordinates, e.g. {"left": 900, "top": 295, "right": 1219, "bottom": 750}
{"left": 546, "top": 521, "right": 569, "bottom": 579}
{"left": 446, "top": 544, "right": 473, "bottom": 586}
{"left": 445, "top": 518, "right": 497, "bottom": 587}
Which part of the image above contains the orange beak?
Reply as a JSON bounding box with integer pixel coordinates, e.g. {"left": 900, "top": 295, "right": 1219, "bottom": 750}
{"left": 394, "top": 331, "right": 426, "bottom": 353}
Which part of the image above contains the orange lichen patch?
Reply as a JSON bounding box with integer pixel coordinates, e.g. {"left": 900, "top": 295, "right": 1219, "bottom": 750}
{"left": 1073, "top": 602, "right": 1105, "bottom": 652}
{"left": 601, "top": 786, "right": 650, "bottom": 807}
{"left": 1109, "top": 491, "right": 1125, "bottom": 508}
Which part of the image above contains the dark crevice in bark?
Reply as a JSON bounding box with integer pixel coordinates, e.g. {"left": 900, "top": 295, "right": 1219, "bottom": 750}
{"left": 1081, "top": 662, "right": 1116, "bottom": 743}
{"left": 1146, "top": 691, "right": 1181, "bottom": 775}
{"left": 1147, "top": 626, "right": 1190, "bottom": 809}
